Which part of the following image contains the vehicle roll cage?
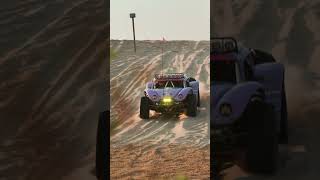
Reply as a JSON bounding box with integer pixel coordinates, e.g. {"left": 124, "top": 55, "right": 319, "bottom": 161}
{"left": 155, "top": 73, "right": 185, "bottom": 79}
{"left": 154, "top": 79, "right": 185, "bottom": 89}
{"left": 211, "top": 37, "right": 238, "bottom": 54}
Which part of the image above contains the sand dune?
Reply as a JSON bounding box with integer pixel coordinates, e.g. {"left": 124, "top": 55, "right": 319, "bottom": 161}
{"left": 0, "top": 0, "right": 107, "bottom": 179}
{"left": 110, "top": 40, "right": 210, "bottom": 179}
{"left": 110, "top": 40, "right": 210, "bottom": 146}
{"left": 111, "top": 144, "right": 210, "bottom": 180}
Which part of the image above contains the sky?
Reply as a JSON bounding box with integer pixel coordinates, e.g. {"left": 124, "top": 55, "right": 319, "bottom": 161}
{"left": 111, "top": 0, "right": 210, "bottom": 40}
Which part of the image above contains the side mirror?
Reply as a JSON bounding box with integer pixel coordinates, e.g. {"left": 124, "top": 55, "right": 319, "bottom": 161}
{"left": 189, "top": 81, "right": 198, "bottom": 89}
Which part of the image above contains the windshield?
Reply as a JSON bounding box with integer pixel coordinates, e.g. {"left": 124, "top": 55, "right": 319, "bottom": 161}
{"left": 154, "top": 80, "right": 184, "bottom": 89}
{"left": 172, "top": 80, "right": 184, "bottom": 88}
{"left": 211, "top": 60, "right": 237, "bottom": 83}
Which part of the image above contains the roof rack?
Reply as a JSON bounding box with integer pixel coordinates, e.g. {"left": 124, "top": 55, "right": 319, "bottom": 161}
{"left": 211, "top": 37, "right": 238, "bottom": 54}
{"left": 155, "top": 73, "right": 185, "bottom": 79}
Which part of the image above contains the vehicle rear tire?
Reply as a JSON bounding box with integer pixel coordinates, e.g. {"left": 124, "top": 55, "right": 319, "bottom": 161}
{"left": 186, "top": 94, "right": 197, "bottom": 117}
{"left": 96, "top": 111, "right": 108, "bottom": 180}
{"left": 197, "top": 90, "right": 200, "bottom": 107}
{"left": 279, "top": 82, "right": 288, "bottom": 144}
{"left": 140, "top": 97, "right": 150, "bottom": 119}
{"left": 245, "top": 100, "right": 278, "bottom": 174}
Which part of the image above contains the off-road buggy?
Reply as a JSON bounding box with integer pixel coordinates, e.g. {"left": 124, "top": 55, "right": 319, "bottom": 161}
{"left": 211, "top": 37, "right": 288, "bottom": 174}
{"left": 140, "top": 73, "right": 200, "bottom": 119}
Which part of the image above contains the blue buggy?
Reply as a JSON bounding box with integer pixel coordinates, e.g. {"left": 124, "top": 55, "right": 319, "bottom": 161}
{"left": 211, "top": 37, "right": 288, "bottom": 174}
{"left": 140, "top": 73, "right": 200, "bottom": 119}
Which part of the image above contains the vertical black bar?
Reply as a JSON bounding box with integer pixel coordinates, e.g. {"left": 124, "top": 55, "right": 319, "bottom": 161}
{"left": 95, "top": 0, "right": 109, "bottom": 180}
{"left": 96, "top": 111, "right": 110, "bottom": 180}
{"left": 209, "top": 1, "right": 212, "bottom": 177}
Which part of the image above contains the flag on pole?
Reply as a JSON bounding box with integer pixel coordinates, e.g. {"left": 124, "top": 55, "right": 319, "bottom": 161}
{"left": 161, "top": 37, "right": 165, "bottom": 75}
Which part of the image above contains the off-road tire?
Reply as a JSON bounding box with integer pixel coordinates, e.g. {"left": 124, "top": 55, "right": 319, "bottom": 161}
{"left": 279, "top": 82, "right": 288, "bottom": 144}
{"left": 245, "top": 99, "right": 278, "bottom": 174}
{"left": 186, "top": 94, "right": 197, "bottom": 117}
{"left": 140, "top": 97, "right": 150, "bottom": 119}
{"left": 197, "top": 90, "right": 201, "bottom": 107}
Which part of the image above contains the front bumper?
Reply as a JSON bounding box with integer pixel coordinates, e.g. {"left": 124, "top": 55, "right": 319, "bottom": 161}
{"left": 150, "top": 101, "right": 185, "bottom": 113}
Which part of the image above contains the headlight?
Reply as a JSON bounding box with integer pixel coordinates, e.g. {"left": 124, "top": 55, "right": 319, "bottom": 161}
{"left": 163, "top": 96, "right": 173, "bottom": 103}
{"left": 220, "top": 103, "right": 232, "bottom": 116}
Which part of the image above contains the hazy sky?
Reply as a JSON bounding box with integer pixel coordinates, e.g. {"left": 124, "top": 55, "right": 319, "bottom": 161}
{"left": 111, "top": 0, "right": 210, "bottom": 40}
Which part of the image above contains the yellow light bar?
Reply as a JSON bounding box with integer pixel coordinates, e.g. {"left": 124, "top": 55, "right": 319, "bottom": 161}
{"left": 163, "top": 97, "right": 172, "bottom": 103}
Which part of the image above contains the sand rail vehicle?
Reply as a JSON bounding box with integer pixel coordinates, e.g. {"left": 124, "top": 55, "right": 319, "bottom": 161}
{"left": 140, "top": 73, "right": 200, "bottom": 119}
{"left": 211, "top": 37, "right": 288, "bottom": 174}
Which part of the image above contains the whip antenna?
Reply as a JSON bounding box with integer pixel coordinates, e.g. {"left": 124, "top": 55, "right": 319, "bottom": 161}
{"left": 161, "top": 37, "right": 165, "bottom": 74}
{"left": 161, "top": 37, "right": 166, "bottom": 96}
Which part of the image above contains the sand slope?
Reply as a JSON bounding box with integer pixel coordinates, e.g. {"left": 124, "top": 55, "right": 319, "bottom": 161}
{"left": 0, "top": 0, "right": 107, "bottom": 179}
{"left": 111, "top": 144, "right": 209, "bottom": 179}
{"left": 110, "top": 40, "right": 210, "bottom": 179}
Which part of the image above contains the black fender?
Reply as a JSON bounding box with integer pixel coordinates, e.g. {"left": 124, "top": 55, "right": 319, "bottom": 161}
{"left": 213, "top": 82, "right": 264, "bottom": 125}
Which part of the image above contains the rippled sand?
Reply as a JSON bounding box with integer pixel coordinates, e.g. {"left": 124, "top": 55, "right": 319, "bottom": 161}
{"left": 110, "top": 40, "right": 210, "bottom": 145}
{"left": 0, "top": 0, "right": 107, "bottom": 179}
{"left": 110, "top": 40, "right": 210, "bottom": 179}
{"left": 111, "top": 144, "right": 210, "bottom": 180}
